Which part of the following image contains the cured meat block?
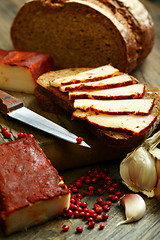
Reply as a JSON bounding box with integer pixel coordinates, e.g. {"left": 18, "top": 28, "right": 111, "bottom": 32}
{"left": 0, "top": 136, "right": 70, "bottom": 235}
{"left": 0, "top": 49, "right": 54, "bottom": 93}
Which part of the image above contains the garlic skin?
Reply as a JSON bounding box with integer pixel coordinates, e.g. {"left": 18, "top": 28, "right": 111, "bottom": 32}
{"left": 120, "top": 146, "right": 157, "bottom": 197}
{"left": 117, "top": 194, "right": 146, "bottom": 226}
{"left": 150, "top": 148, "right": 160, "bottom": 199}
{"left": 120, "top": 130, "right": 160, "bottom": 198}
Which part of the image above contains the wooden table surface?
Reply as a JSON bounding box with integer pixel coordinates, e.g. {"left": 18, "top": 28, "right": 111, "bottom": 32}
{"left": 0, "top": 0, "right": 160, "bottom": 239}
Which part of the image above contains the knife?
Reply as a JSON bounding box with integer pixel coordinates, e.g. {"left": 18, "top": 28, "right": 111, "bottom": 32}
{"left": 0, "top": 90, "right": 90, "bottom": 148}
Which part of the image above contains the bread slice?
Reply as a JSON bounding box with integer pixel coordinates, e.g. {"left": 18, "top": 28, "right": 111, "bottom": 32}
{"left": 10, "top": 0, "right": 154, "bottom": 73}
{"left": 35, "top": 67, "right": 160, "bottom": 153}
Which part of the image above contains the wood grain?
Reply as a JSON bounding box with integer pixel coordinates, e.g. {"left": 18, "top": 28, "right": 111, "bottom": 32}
{"left": 0, "top": 1, "right": 160, "bottom": 240}
{"left": 0, "top": 90, "right": 23, "bottom": 113}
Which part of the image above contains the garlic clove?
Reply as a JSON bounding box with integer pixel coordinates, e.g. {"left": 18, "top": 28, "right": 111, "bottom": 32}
{"left": 129, "top": 147, "right": 157, "bottom": 192}
{"left": 154, "top": 158, "right": 160, "bottom": 199}
{"left": 120, "top": 146, "right": 157, "bottom": 197}
{"left": 117, "top": 194, "right": 146, "bottom": 226}
{"left": 120, "top": 151, "right": 140, "bottom": 192}
{"left": 120, "top": 130, "right": 160, "bottom": 198}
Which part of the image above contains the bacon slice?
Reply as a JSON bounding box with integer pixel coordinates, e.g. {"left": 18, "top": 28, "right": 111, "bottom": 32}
{"left": 50, "top": 65, "right": 119, "bottom": 87}
{"left": 0, "top": 49, "right": 54, "bottom": 93}
{"left": 74, "top": 99, "right": 154, "bottom": 115}
{"left": 73, "top": 110, "right": 157, "bottom": 135}
{"left": 69, "top": 83, "right": 145, "bottom": 100}
{"left": 60, "top": 74, "right": 136, "bottom": 92}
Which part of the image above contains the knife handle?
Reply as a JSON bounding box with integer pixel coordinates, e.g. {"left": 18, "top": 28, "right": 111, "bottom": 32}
{"left": 0, "top": 90, "right": 23, "bottom": 113}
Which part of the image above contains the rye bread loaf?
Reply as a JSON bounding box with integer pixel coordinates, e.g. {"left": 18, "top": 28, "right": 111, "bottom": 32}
{"left": 35, "top": 67, "right": 160, "bottom": 151}
{"left": 10, "top": 0, "right": 154, "bottom": 73}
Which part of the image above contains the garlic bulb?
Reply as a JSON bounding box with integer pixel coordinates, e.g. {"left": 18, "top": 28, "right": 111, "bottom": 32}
{"left": 150, "top": 147, "right": 160, "bottom": 199}
{"left": 120, "top": 130, "right": 160, "bottom": 198}
{"left": 117, "top": 194, "right": 146, "bottom": 226}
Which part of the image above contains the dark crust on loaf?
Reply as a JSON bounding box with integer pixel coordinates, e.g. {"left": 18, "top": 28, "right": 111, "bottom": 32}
{"left": 100, "top": 0, "right": 155, "bottom": 66}
{"left": 116, "top": 0, "right": 155, "bottom": 65}
{"left": 35, "top": 68, "right": 160, "bottom": 149}
{"left": 0, "top": 136, "right": 69, "bottom": 219}
{"left": 10, "top": 0, "right": 154, "bottom": 73}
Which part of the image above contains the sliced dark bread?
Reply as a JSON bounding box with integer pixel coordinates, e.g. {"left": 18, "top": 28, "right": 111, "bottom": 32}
{"left": 35, "top": 67, "right": 160, "bottom": 151}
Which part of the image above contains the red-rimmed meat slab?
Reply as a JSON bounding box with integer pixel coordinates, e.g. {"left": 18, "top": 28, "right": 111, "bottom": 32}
{"left": 73, "top": 110, "right": 157, "bottom": 135}
{"left": 0, "top": 136, "right": 70, "bottom": 235}
{"left": 73, "top": 99, "right": 154, "bottom": 115}
{"left": 59, "top": 74, "right": 137, "bottom": 92}
{"left": 51, "top": 65, "right": 119, "bottom": 87}
{"left": 0, "top": 49, "right": 54, "bottom": 93}
{"left": 69, "top": 84, "right": 145, "bottom": 100}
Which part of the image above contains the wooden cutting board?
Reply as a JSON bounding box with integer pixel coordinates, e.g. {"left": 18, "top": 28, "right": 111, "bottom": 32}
{"left": 0, "top": 1, "right": 160, "bottom": 240}
{"left": 0, "top": 90, "right": 101, "bottom": 170}
{"left": 1, "top": 89, "right": 134, "bottom": 170}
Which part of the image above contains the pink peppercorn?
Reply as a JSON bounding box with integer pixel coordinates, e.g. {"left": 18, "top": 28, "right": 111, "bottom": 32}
{"left": 95, "top": 206, "right": 103, "bottom": 214}
{"left": 102, "top": 213, "right": 109, "bottom": 221}
{"left": 76, "top": 137, "right": 84, "bottom": 144}
{"left": 1, "top": 127, "right": 8, "bottom": 132}
{"left": 62, "top": 225, "right": 70, "bottom": 232}
{"left": 88, "top": 220, "right": 95, "bottom": 228}
{"left": 99, "top": 224, "right": 105, "bottom": 230}
{"left": 17, "top": 132, "right": 24, "bottom": 138}
{"left": 3, "top": 131, "right": 11, "bottom": 138}
{"left": 76, "top": 226, "right": 83, "bottom": 233}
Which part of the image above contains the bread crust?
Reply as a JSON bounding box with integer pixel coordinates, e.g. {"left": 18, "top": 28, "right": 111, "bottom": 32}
{"left": 99, "top": 0, "right": 155, "bottom": 66}
{"left": 11, "top": 0, "right": 154, "bottom": 72}
{"left": 35, "top": 68, "right": 160, "bottom": 150}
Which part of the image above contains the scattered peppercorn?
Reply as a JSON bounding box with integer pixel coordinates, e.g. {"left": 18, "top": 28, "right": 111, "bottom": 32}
{"left": 61, "top": 168, "right": 122, "bottom": 234}
{"left": 1, "top": 127, "right": 8, "bottom": 132}
{"left": 76, "top": 226, "right": 83, "bottom": 233}
{"left": 99, "top": 224, "right": 105, "bottom": 230}
{"left": 62, "top": 224, "right": 70, "bottom": 232}
{"left": 3, "top": 130, "right": 12, "bottom": 138}
{"left": 76, "top": 136, "right": 84, "bottom": 144}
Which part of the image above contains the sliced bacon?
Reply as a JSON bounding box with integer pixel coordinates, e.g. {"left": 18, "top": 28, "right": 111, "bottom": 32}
{"left": 50, "top": 65, "right": 119, "bottom": 87}
{"left": 60, "top": 74, "right": 137, "bottom": 92}
{"left": 69, "top": 83, "right": 145, "bottom": 100}
{"left": 74, "top": 99, "right": 154, "bottom": 115}
{"left": 73, "top": 110, "right": 157, "bottom": 135}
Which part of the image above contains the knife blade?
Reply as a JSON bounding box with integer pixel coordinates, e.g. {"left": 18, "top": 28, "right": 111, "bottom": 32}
{"left": 0, "top": 90, "right": 90, "bottom": 148}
